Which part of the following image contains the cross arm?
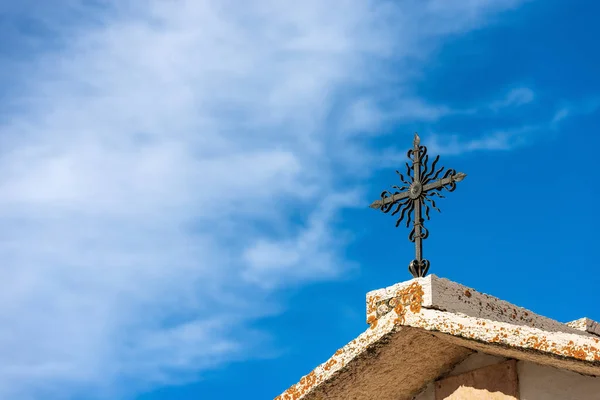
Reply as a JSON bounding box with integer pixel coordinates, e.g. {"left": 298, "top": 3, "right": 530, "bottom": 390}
{"left": 369, "top": 191, "right": 410, "bottom": 209}
{"left": 422, "top": 172, "right": 467, "bottom": 192}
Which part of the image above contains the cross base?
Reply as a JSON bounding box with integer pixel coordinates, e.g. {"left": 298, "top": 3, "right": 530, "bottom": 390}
{"left": 408, "top": 259, "right": 430, "bottom": 278}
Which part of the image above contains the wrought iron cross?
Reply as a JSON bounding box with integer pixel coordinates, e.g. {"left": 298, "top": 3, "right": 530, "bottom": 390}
{"left": 370, "top": 133, "right": 466, "bottom": 278}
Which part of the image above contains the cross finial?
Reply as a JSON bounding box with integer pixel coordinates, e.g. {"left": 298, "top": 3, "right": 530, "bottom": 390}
{"left": 413, "top": 133, "right": 420, "bottom": 147}
{"left": 369, "top": 133, "right": 467, "bottom": 278}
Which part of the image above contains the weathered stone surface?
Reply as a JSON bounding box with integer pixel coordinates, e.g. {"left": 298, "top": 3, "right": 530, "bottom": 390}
{"left": 275, "top": 308, "right": 472, "bottom": 400}
{"left": 301, "top": 328, "right": 471, "bottom": 400}
{"left": 410, "top": 307, "right": 600, "bottom": 372}
{"left": 367, "top": 275, "right": 591, "bottom": 336}
{"left": 276, "top": 277, "right": 600, "bottom": 400}
{"left": 567, "top": 317, "right": 600, "bottom": 337}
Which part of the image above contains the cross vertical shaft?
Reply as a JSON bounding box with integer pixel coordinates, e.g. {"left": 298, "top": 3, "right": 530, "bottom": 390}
{"left": 412, "top": 137, "right": 423, "bottom": 265}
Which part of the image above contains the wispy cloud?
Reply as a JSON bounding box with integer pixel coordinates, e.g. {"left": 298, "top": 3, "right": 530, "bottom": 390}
{"left": 0, "top": 0, "right": 525, "bottom": 398}
{"left": 550, "top": 98, "right": 600, "bottom": 127}
{"left": 341, "top": 86, "right": 538, "bottom": 136}
{"left": 376, "top": 125, "right": 536, "bottom": 165}
{"left": 490, "top": 87, "right": 535, "bottom": 111}
{"left": 426, "top": 126, "right": 536, "bottom": 155}
{"left": 551, "top": 108, "right": 571, "bottom": 124}
{"left": 341, "top": 97, "right": 453, "bottom": 135}
{"left": 414, "top": 94, "right": 600, "bottom": 157}
{"left": 242, "top": 190, "right": 361, "bottom": 289}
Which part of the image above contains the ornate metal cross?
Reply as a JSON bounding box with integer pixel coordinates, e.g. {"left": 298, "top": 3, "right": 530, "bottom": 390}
{"left": 370, "top": 133, "right": 467, "bottom": 278}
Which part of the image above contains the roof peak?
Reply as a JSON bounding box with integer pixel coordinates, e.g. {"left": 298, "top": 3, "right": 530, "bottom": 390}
{"left": 277, "top": 276, "right": 600, "bottom": 400}
{"left": 367, "top": 275, "right": 595, "bottom": 337}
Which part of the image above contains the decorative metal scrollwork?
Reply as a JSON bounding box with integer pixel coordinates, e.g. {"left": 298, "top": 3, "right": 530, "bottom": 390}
{"left": 370, "top": 133, "right": 467, "bottom": 278}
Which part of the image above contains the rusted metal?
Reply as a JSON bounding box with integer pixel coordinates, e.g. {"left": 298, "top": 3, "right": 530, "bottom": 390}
{"left": 370, "top": 133, "right": 466, "bottom": 278}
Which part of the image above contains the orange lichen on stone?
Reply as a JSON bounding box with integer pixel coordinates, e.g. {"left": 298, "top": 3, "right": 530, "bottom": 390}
{"left": 556, "top": 340, "right": 600, "bottom": 361}
{"left": 524, "top": 335, "right": 550, "bottom": 351}
{"left": 367, "top": 294, "right": 381, "bottom": 315}
{"left": 464, "top": 289, "right": 472, "bottom": 298}
{"left": 366, "top": 293, "right": 384, "bottom": 325}
{"left": 276, "top": 336, "right": 357, "bottom": 400}
{"left": 390, "top": 282, "right": 424, "bottom": 325}
{"left": 367, "top": 314, "right": 378, "bottom": 329}
{"left": 323, "top": 358, "right": 337, "bottom": 371}
{"left": 412, "top": 307, "right": 600, "bottom": 364}
{"left": 509, "top": 333, "right": 600, "bottom": 363}
{"left": 394, "top": 303, "right": 405, "bottom": 324}
{"left": 278, "top": 370, "right": 319, "bottom": 400}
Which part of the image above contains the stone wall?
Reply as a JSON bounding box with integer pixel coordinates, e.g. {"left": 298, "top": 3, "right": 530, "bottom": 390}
{"left": 414, "top": 352, "right": 600, "bottom": 400}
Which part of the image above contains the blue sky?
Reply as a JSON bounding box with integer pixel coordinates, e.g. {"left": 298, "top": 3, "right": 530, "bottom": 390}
{"left": 0, "top": 0, "right": 598, "bottom": 399}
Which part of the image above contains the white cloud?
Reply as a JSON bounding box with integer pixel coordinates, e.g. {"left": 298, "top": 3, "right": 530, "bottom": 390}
{"left": 340, "top": 86, "right": 537, "bottom": 137}
{"left": 551, "top": 98, "right": 600, "bottom": 127}
{"left": 242, "top": 190, "right": 361, "bottom": 288}
{"left": 342, "top": 97, "right": 452, "bottom": 135}
{"left": 490, "top": 87, "right": 535, "bottom": 111}
{"left": 552, "top": 108, "right": 571, "bottom": 124}
{"left": 376, "top": 127, "right": 535, "bottom": 164}
{"left": 425, "top": 126, "right": 536, "bottom": 156}
{"left": 0, "top": 0, "right": 525, "bottom": 398}
{"left": 408, "top": 93, "right": 599, "bottom": 156}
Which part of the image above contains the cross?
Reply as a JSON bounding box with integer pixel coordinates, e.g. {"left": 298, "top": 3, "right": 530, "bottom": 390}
{"left": 370, "top": 133, "right": 467, "bottom": 278}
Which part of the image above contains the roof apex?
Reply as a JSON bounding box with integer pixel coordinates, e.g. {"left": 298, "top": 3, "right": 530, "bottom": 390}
{"left": 366, "top": 275, "right": 591, "bottom": 336}
{"left": 276, "top": 276, "right": 600, "bottom": 400}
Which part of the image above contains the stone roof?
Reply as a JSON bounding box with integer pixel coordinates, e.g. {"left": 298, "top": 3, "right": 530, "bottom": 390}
{"left": 567, "top": 317, "right": 600, "bottom": 337}
{"left": 275, "top": 275, "right": 600, "bottom": 400}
